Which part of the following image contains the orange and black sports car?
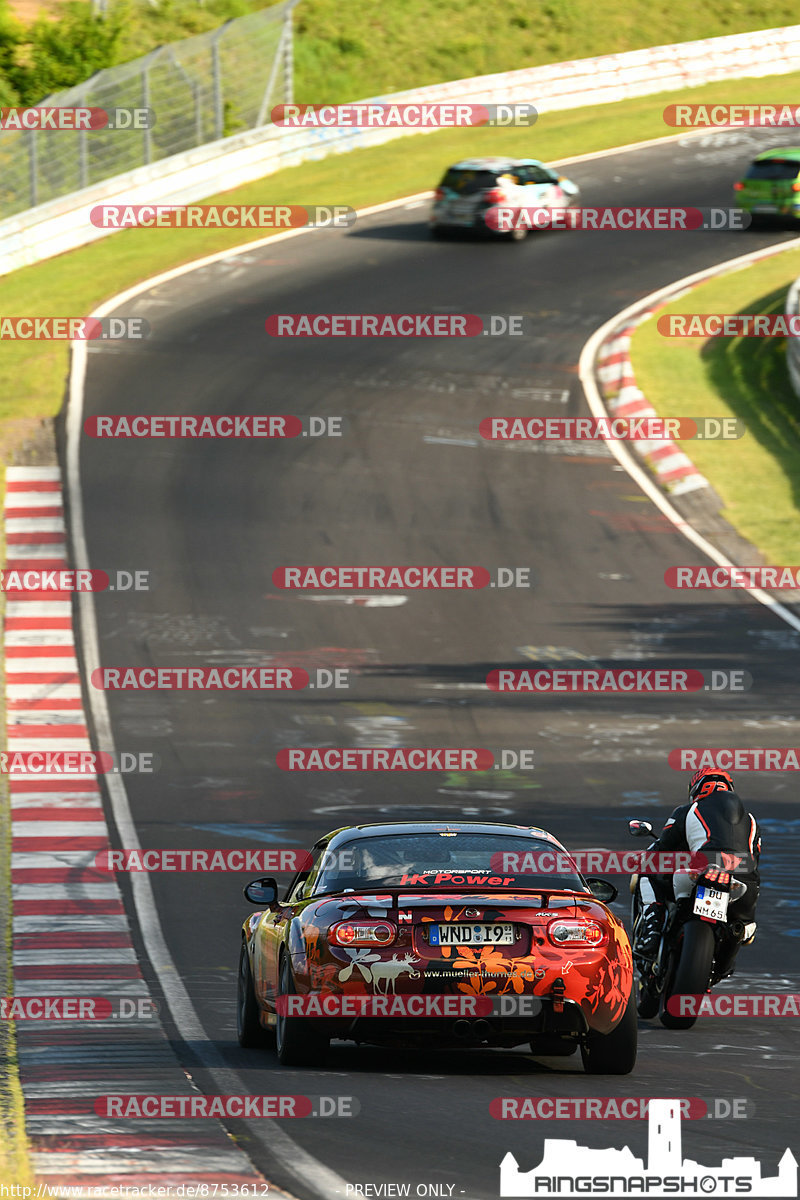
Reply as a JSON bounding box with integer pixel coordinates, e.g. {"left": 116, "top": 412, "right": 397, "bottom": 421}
{"left": 236, "top": 821, "right": 635, "bottom": 1073}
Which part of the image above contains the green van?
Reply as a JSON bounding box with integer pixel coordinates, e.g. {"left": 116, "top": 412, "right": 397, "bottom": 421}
{"left": 734, "top": 147, "right": 800, "bottom": 223}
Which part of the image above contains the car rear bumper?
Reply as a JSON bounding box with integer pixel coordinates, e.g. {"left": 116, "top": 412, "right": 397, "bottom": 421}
{"left": 292, "top": 996, "right": 590, "bottom": 1047}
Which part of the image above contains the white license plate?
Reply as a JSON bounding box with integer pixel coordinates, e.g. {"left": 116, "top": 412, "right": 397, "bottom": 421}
{"left": 429, "top": 923, "right": 513, "bottom": 946}
{"left": 693, "top": 886, "right": 729, "bottom": 921}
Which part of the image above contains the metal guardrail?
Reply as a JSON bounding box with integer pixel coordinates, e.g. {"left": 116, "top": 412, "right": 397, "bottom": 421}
{"left": 0, "top": 0, "right": 296, "bottom": 218}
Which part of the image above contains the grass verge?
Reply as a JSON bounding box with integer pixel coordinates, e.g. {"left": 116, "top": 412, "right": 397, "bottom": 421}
{"left": 631, "top": 244, "right": 800, "bottom": 564}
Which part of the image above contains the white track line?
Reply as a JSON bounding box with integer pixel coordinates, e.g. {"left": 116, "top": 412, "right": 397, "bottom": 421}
{"left": 579, "top": 236, "right": 800, "bottom": 635}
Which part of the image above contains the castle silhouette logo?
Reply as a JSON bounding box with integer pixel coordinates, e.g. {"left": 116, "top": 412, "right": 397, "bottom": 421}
{"left": 500, "top": 1098, "right": 797, "bottom": 1197}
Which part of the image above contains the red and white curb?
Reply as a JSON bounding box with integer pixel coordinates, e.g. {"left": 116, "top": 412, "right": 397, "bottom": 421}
{"left": 5, "top": 465, "right": 268, "bottom": 1193}
{"left": 595, "top": 310, "right": 709, "bottom": 497}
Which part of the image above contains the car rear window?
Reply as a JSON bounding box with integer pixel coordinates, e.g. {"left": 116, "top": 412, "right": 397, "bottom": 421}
{"left": 313, "top": 832, "right": 585, "bottom": 894}
{"left": 440, "top": 169, "right": 501, "bottom": 194}
{"left": 745, "top": 160, "right": 800, "bottom": 182}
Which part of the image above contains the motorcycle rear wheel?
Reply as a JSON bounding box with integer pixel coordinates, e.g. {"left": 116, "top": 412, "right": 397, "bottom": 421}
{"left": 660, "top": 920, "right": 715, "bottom": 1029}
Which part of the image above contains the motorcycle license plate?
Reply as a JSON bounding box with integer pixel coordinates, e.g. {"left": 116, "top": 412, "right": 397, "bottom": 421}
{"left": 693, "top": 885, "right": 729, "bottom": 921}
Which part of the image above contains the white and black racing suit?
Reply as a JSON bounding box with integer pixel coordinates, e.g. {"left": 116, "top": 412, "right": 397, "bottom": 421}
{"left": 635, "top": 788, "right": 761, "bottom": 955}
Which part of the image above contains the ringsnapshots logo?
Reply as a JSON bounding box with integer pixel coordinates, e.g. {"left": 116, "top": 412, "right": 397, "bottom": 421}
{"left": 499, "top": 1099, "right": 796, "bottom": 1197}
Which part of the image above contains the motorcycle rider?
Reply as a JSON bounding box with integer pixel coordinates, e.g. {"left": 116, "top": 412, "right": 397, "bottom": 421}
{"left": 633, "top": 767, "right": 761, "bottom": 958}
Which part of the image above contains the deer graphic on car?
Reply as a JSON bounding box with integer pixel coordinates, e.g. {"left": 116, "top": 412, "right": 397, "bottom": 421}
{"left": 338, "top": 950, "right": 420, "bottom": 992}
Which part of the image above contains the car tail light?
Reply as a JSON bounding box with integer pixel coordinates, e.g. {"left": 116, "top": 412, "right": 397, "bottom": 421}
{"left": 483, "top": 188, "right": 506, "bottom": 203}
{"left": 434, "top": 187, "right": 445, "bottom": 201}
{"left": 733, "top": 182, "right": 745, "bottom": 191}
{"left": 792, "top": 182, "right": 800, "bottom": 192}
{"left": 330, "top": 921, "right": 396, "bottom": 947}
{"left": 547, "top": 920, "right": 607, "bottom": 947}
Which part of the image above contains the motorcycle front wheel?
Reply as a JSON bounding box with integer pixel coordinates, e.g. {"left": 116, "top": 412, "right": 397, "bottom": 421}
{"left": 660, "top": 920, "right": 715, "bottom": 1030}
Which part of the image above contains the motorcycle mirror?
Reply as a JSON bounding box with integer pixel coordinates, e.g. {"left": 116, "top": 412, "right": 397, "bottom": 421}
{"left": 628, "top": 819, "right": 654, "bottom": 838}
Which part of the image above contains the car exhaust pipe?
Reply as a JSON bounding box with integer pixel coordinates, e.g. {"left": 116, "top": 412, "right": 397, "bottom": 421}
{"left": 452, "top": 1019, "right": 471, "bottom": 1039}
{"left": 473, "top": 1019, "right": 491, "bottom": 1040}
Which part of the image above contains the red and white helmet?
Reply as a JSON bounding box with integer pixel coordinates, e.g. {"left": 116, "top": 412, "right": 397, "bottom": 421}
{"left": 688, "top": 767, "right": 734, "bottom": 803}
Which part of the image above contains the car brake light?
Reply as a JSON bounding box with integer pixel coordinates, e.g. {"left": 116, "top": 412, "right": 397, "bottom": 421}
{"left": 434, "top": 187, "right": 445, "bottom": 201}
{"left": 792, "top": 182, "right": 800, "bottom": 192}
{"left": 483, "top": 188, "right": 506, "bottom": 203}
{"left": 548, "top": 920, "right": 606, "bottom": 947}
{"left": 330, "top": 921, "right": 396, "bottom": 947}
{"left": 733, "top": 182, "right": 745, "bottom": 191}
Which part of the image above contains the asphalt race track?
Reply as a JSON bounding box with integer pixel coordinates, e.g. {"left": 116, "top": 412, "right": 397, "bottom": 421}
{"left": 77, "top": 127, "right": 800, "bottom": 1198}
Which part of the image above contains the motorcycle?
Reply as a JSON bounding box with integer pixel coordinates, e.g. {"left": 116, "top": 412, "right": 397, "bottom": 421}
{"left": 627, "top": 818, "right": 757, "bottom": 1029}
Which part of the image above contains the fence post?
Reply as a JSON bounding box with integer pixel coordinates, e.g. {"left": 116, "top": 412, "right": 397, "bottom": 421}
{"left": 28, "top": 131, "right": 38, "bottom": 208}
{"left": 211, "top": 23, "right": 232, "bottom": 140}
{"left": 283, "top": 1, "right": 296, "bottom": 106}
{"left": 141, "top": 46, "right": 165, "bottom": 164}
{"left": 255, "top": 1, "right": 296, "bottom": 126}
